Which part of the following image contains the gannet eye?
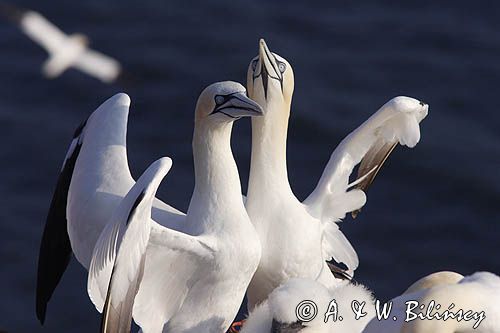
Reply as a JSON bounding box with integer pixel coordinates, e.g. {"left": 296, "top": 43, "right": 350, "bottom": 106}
{"left": 251, "top": 59, "right": 258, "bottom": 71}
{"left": 278, "top": 62, "right": 286, "bottom": 73}
{"left": 215, "top": 95, "right": 225, "bottom": 105}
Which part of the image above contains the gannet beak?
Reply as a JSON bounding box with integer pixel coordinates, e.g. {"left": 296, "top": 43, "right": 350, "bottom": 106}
{"left": 212, "top": 92, "right": 264, "bottom": 119}
{"left": 271, "top": 319, "right": 306, "bottom": 333}
{"left": 258, "top": 38, "right": 283, "bottom": 97}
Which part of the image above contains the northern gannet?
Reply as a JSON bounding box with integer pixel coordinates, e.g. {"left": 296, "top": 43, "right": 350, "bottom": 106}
{"left": 36, "top": 82, "right": 263, "bottom": 332}
{"left": 0, "top": 3, "right": 121, "bottom": 83}
{"left": 363, "top": 271, "right": 500, "bottom": 333}
{"left": 241, "top": 278, "right": 375, "bottom": 333}
{"left": 245, "top": 39, "right": 429, "bottom": 309}
{"left": 403, "top": 271, "right": 464, "bottom": 295}
{"left": 242, "top": 272, "right": 500, "bottom": 333}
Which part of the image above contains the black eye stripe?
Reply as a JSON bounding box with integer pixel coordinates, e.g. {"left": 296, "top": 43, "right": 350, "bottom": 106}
{"left": 213, "top": 92, "right": 242, "bottom": 106}
{"left": 214, "top": 95, "right": 226, "bottom": 105}
{"left": 252, "top": 55, "right": 285, "bottom": 97}
{"left": 251, "top": 59, "right": 258, "bottom": 70}
{"left": 210, "top": 91, "right": 247, "bottom": 116}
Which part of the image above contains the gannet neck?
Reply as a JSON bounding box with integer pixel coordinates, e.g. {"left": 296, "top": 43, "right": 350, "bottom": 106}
{"left": 188, "top": 120, "right": 244, "bottom": 230}
{"left": 248, "top": 98, "right": 293, "bottom": 197}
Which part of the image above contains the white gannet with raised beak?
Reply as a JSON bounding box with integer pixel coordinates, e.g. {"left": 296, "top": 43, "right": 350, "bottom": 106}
{"left": 363, "top": 271, "right": 500, "bottom": 333}
{"left": 245, "top": 39, "right": 429, "bottom": 309}
{"left": 241, "top": 278, "right": 375, "bottom": 333}
{"left": 36, "top": 82, "right": 263, "bottom": 332}
{"left": 0, "top": 3, "right": 121, "bottom": 83}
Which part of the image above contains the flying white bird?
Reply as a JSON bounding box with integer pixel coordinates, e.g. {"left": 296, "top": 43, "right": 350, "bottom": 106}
{"left": 244, "top": 39, "right": 429, "bottom": 309}
{"left": 36, "top": 82, "right": 263, "bottom": 333}
{"left": 0, "top": 3, "right": 121, "bottom": 83}
{"left": 241, "top": 278, "right": 375, "bottom": 333}
{"left": 364, "top": 271, "right": 500, "bottom": 333}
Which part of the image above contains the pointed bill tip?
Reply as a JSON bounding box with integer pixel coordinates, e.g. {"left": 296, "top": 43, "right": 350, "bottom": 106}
{"left": 0, "top": 2, "right": 26, "bottom": 23}
{"left": 259, "top": 38, "right": 271, "bottom": 55}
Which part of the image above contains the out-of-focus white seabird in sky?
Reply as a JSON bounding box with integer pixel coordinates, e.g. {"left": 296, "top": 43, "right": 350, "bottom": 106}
{"left": 0, "top": 2, "right": 121, "bottom": 83}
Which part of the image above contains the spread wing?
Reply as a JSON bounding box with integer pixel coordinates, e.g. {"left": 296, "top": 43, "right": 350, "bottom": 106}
{"left": 19, "top": 11, "right": 67, "bottom": 53}
{"left": 130, "top": 223, "right": 216, "bottom": 332}
{"left": 74, "top": 50, "right": 121, "bottom": 83}
{"left": 87, "top": 158, "right": 215, "bottom": 332}
{"left": 304, "top": 97, "right": 428, "bottom": 273}
{"left": 35, "top": 118, "right": 87, "bottom": 324}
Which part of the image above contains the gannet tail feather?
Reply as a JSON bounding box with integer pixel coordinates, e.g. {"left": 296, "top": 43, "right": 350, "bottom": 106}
{"left": 35, "top": 118, "right": 87, "bottom": 324}
{"left": 95, "top": 157, "right": 173, "bottom": 332}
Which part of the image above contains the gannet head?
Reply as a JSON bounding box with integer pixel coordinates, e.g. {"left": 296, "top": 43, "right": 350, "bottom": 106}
{"left": 247, "top": 39, "right": 294, "bottom": 112}
{"left": 72, "top": 33, "right": 90, "bottom": 47}
{"left": 267, "top": 279, "right": 332, "bottom": 333}
{"left": 195, "top": 81, "right": 264, "bottom": 124}
{"left": 404, "top": 271, "right": 464, "bottom": 294}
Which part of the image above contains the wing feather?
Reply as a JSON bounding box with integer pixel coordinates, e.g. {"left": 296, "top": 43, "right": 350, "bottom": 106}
{"left": 36, "top": 118, "right": 87, "bottom": 324}
{"left": 304, "top": 98, "right": 428, "bottom": 273}
{"left": 74, "top": 50, "right": 121, "bottom": 83}
{"left": 20, "top": 11, "right": 67, "bottom": 53}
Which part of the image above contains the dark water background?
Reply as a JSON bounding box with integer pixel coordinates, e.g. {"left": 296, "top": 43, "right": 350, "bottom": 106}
{"left": 0, "top": 1, "right": 499, "bottom": 332}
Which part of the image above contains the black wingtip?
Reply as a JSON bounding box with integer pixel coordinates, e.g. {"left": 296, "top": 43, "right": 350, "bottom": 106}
{"left": 35, "top": 119, "right": 87, "bottom": 324}
{"left": 0, "top": 2, "right": 26, "bottom": 23}
{"left": 326, "top": 258, "right": 353, "bottom": 281}
{"left": 35, "top": 301, "right": 46, "bottom": 325}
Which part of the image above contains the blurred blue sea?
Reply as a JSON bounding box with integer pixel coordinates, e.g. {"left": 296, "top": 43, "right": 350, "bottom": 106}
{"left": 0, "top": 1, "right": 499, "bottom": 332}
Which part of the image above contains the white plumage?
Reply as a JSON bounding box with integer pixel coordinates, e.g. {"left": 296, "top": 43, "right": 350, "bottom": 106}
{"left": 241, "top": 278, "right": 375, "bottom": 333}
{"left": 95, "top": 157, "right": 173, "bottom": 332}
{"left": 242, "top": 271, "right": 500, "bottom": 333}
{"left": 85, "top": 82, "right": 263, "bottom": 333}
{"left": 37, "top": 82, "right": 264, "bottom": 332}
{"left": 364, "top": 271, "right": 500, "bottom": 333}
{"left": 244, "top": 38, "right": 429, "bottom": 309}
{"left": 17, "top": 10, "right": 121, "bottom": 82}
